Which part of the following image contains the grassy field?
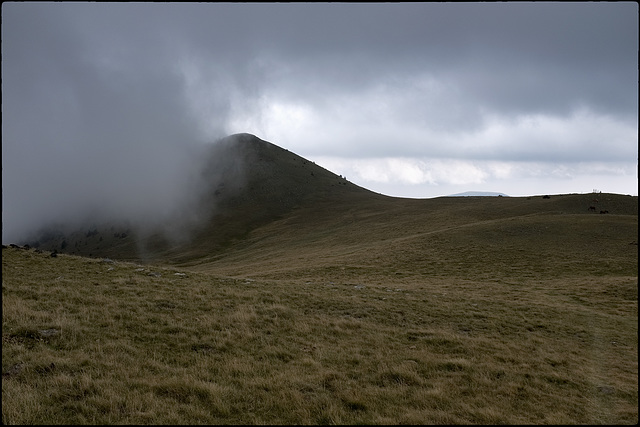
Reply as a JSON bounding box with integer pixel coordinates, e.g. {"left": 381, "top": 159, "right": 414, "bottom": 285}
{"left": 3, "top": 135, "right": 637, "bottom": 424}
{"left": 2, "top": 192, "right": 637, "bottom": 424}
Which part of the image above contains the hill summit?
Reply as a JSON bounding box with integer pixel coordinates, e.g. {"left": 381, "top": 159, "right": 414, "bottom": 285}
{"left": 23, "top": 133, "right": 386, "bottom": 261}
{"left": 203, "top": 133, "right": 383, "bottom": 212}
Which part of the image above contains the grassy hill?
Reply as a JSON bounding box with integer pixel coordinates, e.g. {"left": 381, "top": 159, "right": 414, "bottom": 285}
{"left": 22, "top": 133, "right": 385, "bottom": 262}
{"left": 3, "top": 134, "right": 638, "bottom": 424}
{"left": 184, "top": 191, "right": 638, "bottom": 282}
{"left": 22, "top": 133, "right": 638, "bottom": 276}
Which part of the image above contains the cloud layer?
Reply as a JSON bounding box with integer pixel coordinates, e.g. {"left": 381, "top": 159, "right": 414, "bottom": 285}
{"left": 2, "top": 2, "right": 638, "bottom": 242}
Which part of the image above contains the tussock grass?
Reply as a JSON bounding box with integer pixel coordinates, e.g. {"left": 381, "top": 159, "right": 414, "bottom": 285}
{"left": 3, "top": 243, "right": 637, "bottom": 424}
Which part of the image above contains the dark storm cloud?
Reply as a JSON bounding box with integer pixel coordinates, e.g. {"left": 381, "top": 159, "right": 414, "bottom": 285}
{"left": 212, "top": 2, "right": 637, "bottom": 119}
{"left": 189, "top": 2, "right": 636, "bottom": 161}
{"left": 2, "top": 2, "right": 637, "bottom": 241}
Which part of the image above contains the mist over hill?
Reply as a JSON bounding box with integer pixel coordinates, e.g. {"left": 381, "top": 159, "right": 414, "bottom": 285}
{"left": 18, "top": 133, "right": 383, "bottom": 261}
{"left": 13, "top": 133, "right": 638, "bottom": 273}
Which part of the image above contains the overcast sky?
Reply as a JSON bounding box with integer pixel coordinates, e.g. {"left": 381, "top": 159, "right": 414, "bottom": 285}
{"left": 2, "top": 2, "right": 638, "bottom": 243}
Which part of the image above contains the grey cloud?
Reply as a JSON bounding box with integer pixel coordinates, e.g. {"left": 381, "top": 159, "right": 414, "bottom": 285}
{"left": 2, "top": 2, "right": 637, "bottom": 242}
{"left": 213, "top": 2, "right": 637, "bottom": 158}
{"left": 1, "top": 3, "right": 223, "bottom": 243}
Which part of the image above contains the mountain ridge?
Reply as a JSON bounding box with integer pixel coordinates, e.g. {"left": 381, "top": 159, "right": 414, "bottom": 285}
{"left": 19, "top": 133, "right": 638, "bottom": 276}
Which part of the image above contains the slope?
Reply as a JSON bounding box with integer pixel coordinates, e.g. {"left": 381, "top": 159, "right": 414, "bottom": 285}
{"left": 23, "top": 133, "right": 387, "bottom": 262}
{"left": 185, "top": 191, "right": 638, "bottom": 281}
{"left": 5, "top": 135, "right": 637, "bottom": 425}
{"left": 22, "top": 133, "right": 638, "bottom": 279}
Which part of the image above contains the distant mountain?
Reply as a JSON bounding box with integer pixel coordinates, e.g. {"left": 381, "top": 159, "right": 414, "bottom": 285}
{"left": 448, "top": 191, "right": 510, "bottom": 197}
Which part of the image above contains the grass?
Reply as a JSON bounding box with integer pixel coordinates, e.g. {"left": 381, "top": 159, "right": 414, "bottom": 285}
{"left": 2, "top": 238, "right": 637, "bottom": 424}
{"left": 3, "top": 135, "right": 638, "bottom": 423}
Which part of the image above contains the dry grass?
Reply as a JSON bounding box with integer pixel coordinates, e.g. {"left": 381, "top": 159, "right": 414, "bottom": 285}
{"left": 4, "top": 185, "right": 637, "bottom": 424}
{"left": 3, "top": 237, "right": 637, "bottom": 424}
{"left": 7, "top": 136, "right": 636, "bottom": 424}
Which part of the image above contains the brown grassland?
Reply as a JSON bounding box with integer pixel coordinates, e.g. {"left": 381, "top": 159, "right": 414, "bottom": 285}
{"left": 2, "top": 191, "right": 638, "bottom": 425}
{"left": 2, "top": 135, "right": 638, "bottom": 424}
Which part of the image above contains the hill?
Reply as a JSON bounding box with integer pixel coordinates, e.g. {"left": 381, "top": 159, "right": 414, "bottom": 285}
{"left": 21, "top": 133, "right": 638, "bottom": 280}
{"left": 23, "top": 133, "right": 385, "bottom": 262}
{"left": 186, "top": 189, "right": 638, "bottom": 282}
{"left": 3, "top": 133, "right": 638, "bottom": 424}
